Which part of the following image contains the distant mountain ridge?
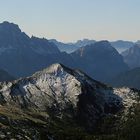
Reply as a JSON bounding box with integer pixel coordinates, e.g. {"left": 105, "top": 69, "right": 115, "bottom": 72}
{"left": 0, "top": 21, "right": 132, "bottom": 84}
{"left": 49, "top": 39, "right": 79, "bottom": 53}
{"left": 71, "top": 41, "right": 129, "bottom": 83}
{"left": 50, "top": 39, "right": 135, "bottom": 53}
{"left": 49, "top": 39, "right": 96, "bottom": 53}
{"left": 111, "top": 40, "right": 134, "bottom": 53}
{"left": 122, "top": 44, "right": 140, "bottom": 68}
{"left": 73, "top": 39, "right": 96, "bottom": 48}
{"left": 0, "top": 21, "right": 75, "bottom": 78}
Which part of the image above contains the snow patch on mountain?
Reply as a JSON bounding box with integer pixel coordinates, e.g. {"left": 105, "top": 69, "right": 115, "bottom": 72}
{"left": 114, "top": 88, "right": 139, "bottom": 108}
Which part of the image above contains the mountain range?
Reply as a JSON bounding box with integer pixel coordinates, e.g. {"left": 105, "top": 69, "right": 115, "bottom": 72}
{"left": 0, "top": 21, "right": 74, "bottom": 78}
{"left": 0, "top": 21, "right": 130, "bottom": 84}
{"left": 106, "top": 43, "right": 140, "bottom": 89}
{"left": 0, "top": 21, "right": 140, "bottom": 139}
{"left": 49, "top": 39, "right": 80, "bottom": 53}
{"left": 71, "top": 41, "right": 129, "bottom": 83}
{"left": 49, "top": 39, "right": 96, "bottom": 53}
{"left": 50, "top": 39, "right": 135, "bottom": 53}
{"left": 0, "top": 63, "right": 140, "bottom": 139}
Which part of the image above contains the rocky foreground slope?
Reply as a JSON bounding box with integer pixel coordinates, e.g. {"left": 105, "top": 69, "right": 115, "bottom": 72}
{"left": 0, "top": 64, "right": 140, "bottom": 140}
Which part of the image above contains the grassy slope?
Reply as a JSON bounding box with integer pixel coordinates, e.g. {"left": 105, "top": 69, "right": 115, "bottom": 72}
{"left": 0, "top": 103, "right": 140, "bottom": 140}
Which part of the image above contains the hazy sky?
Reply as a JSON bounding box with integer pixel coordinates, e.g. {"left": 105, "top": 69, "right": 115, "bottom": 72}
{"left": 0, "top": 0, "right": 140, "bottom": 42}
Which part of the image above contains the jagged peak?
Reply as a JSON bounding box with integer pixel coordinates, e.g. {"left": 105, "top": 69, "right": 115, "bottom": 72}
{"left": 76, "top": 40, "right": 115, "bottom": 54}
{"left": 32, "top": 63, "right": 68, "bottom": 77}
{"left": 94, "top": 40, "right": 112, "bottom": 47}
{"left": 31, "top": 36, "right": 48, "bottom": 41}
{"left": 31, "top": 63, "right": 106, "bottom": 89}
{"left": 1, "top": 21, "right": 18, "bottom": 26}
{"left": 76, "top": 38, "right": 95, "bottom": 43}
{"left": 45, "top": 63, "right": 65, "bottom": 72}
{"left": 0, "top": 21, "right": 21, "bottom": 32}
{"left": 79, "top": 40, "right": 112, "bottom": 49}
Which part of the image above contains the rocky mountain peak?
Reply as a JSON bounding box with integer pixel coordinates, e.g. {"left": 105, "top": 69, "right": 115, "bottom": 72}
{"left": 33, "top": 63, "right": 67, "bottom": 77}
{"left": 0, "top": 21, "right": 21, "bottom": 32}
{"left": 0, "top": 21, "right": 30, "bottom": 49}
{"left": 30, "top": 36, "right": 60, "bottom": 55}
{"left": 95, "top": 40, "right": 110, "bottom": 45}
{"left": 0, "top": 63, "right": 138, "bottom": 112}
{"left": 74, "top": 40, "right": 116, "bottom": 57}
{"left": 43, "top": 63, "right": 65, "bottom": 73}
{"left": 0, "top": 63, "right": 139, "bottom": 138}
{"left": 75, "top": 39, "right": 96, "bottom": 47}
{"left": 0, "top": 22, "right": 66, "bottom": 78}
{"left": 71, "top": 40, "right": 128, "bottom": 82}
{"left": 93, "top": 40, "right": 115, "bottom": 50}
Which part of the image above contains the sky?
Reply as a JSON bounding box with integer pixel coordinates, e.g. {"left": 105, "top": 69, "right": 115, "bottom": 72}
{"left": 0, "top": 0, "right": 140, "bottom": 42}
